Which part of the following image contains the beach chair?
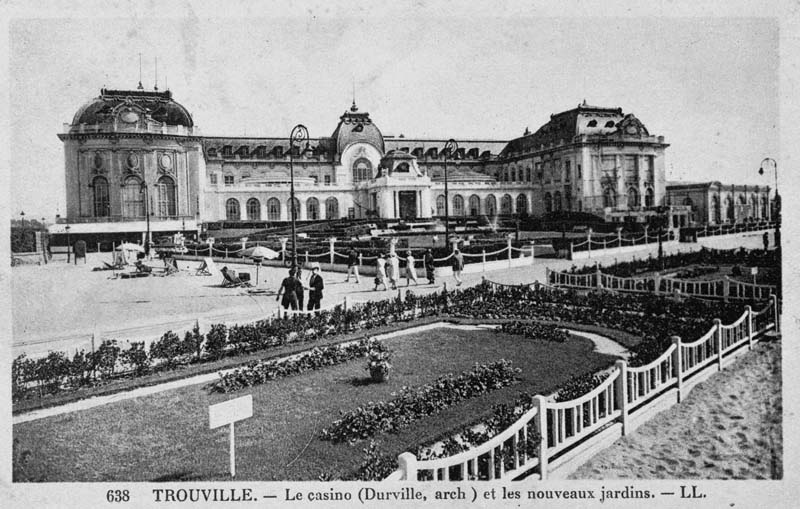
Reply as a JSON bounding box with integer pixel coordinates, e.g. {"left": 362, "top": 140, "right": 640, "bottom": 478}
{"left": 220, "top": 267, "right": 252, "bottom": 288}
{"left": 196, "top": 257, "right": 219, "bottom": 277}
{"left": 163, "top": 256, "right": 179, "bottom": 275}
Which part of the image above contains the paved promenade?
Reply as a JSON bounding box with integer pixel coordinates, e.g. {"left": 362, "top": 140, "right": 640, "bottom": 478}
{"left": 12, "top": 230, "right": 771, "bottom": 357}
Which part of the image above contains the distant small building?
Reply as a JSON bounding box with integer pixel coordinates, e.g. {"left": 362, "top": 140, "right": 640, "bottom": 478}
{"left": 665, "top": 181, "right": 771, "bottom": 227}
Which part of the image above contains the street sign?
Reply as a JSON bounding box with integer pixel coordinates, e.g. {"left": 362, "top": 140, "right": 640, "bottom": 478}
{"left": 209, "top": 395, "right": 253, "bottom": 477}
{"left": 750, "top": 267, "right": 758, "bottom": 275}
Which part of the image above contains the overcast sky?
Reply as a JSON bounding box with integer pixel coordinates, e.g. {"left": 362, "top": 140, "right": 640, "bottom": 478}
{"left": 7, "top": 8, "right": 780, "bottom": 219}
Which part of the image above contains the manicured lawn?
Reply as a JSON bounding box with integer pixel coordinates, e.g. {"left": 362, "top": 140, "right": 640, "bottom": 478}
{"left": 14, "top": 327, "right": 618, "bottom": 481}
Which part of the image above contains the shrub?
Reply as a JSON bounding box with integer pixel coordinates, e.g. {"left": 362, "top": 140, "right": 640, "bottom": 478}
{"left": 120, "top": 342, "right": 150, "bottom": 376}
{"left": 205, "top": 324, "right": 228, "bottom": 360}
{"left": 182, "top": 323, "right": 204, "bottom": 360}
{"left": 150, "top": 331, "right": 183, "bottom": 369}
{"left": 92, "top": 339, "right": 121, "bottom": 379}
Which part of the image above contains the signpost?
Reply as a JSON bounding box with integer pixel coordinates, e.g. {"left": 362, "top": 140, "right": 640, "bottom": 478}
{"left": 750, "top": 266, "right": 758, "bottom": 285}
{"left": 209, "top": 395, "right": 253, "bottom": 478}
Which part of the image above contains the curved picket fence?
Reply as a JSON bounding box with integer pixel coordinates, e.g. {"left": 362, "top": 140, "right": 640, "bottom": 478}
{"left": 386, "top": 294, "right": 779, "bottom": 481}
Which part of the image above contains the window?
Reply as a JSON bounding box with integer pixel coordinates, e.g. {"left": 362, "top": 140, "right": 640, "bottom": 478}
{"left": 516, "top": 194, "right": 528, "bottom": 216}
{"left": 605, "top": 120, "right": 615, "bottom": 128}
{"left": 92, "top": 176, "right": 110, "bottom": 217}
{"left": 224, "top": 175, "right": 234, "bottom": 186}
{"left": 352, "top": 158, "right": 372, "bottom": 183}
{"left": 326, "top": 197, "right": 339, "bottom": 219}
{"left": 155, "top": 176, "right": 177, "bottom": 217}
{"left": 436, "top": 195, "right": 446, "bottom": 216}
{"left": 553, "top": 191, "right": 562, "bottom": 212}
{"left": 267, "top": 197, "right": 281, "bottom": 220}
{"left": 587, "top": 119, "right": 597, "bottom": 127}
{"left": 311, "top": 176, "right": 318, "bottom": 185}
{"left": 544, "top": 192, "right": 552, "bottom": 213}
{"left": 324, "top": 175, "right": 331, "bottom": 186}
{"left": 603, "top": 188, "right": 616, "bottom": 208}
{"left": 627, "top": 188, "right": 639, "bottom": 208}
{"left": 577, "top": 164, "right": 582, "bottom": 179}
{"left": 122, "top": 177, "right": 144, "bottom": 217}
{"left": 577, "top": 199, "right": 582, "bottom": 212}
{"left": 453, "top": 195, "right": 465, "bottom": 216}
{"left": 226, "top": 198, "right": 240, "bottom": 221}
{"left": 246, "top": 198, "right": 261, "bottom": 220}
{"left": 307, "top": 197, "right": 320, "bottom": 220}
{"left": 565, "top": 160, "right": 571, "bottom": 182}
{"left": 510, "top": 167, "right": 517, "bottom": 182}
{"left": 645, "top": 188, "right": 655, "bottom": 208}
{"left": 485, "top": 195, "right": 497, "bottom": 217}
{"left": 501, "top": 194, "right": 512, "bottom": 215}
{"left": 290, "top": 197, "right": 301, "bottom": 220}
{"left": 469, "top": 195, "right": 480, "bottom": 216}
{"left": 210, "top": 174, "right": 218, "bottom": 184}
{"left": 712, "top": 195, "right": 721, "bottom": 223}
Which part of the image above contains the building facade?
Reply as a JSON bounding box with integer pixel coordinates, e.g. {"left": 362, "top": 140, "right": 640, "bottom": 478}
{"left": 665, "top": 182, "right": 771, "bottom": 226}
{"left": 56, "top": 88, "right": 678, "bottom": 239}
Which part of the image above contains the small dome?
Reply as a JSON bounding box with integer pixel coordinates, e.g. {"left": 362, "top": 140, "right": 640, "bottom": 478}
{"left": 331, "top": 104, "right": 384, "bottom": 155}
{"left": 71, "top": 88, "right": 193, "bottom": 128}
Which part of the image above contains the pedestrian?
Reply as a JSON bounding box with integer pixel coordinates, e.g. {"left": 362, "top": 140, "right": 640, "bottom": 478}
{"left": 763, "top": 231, "right": 769, "bottom": 251}
{"left": 424, "top": 248, "right": 435, "bottom": 284}
{"left": 276, "top": 268, "right": 299, "bottom": 310}
{"left": 374, "top": 255, "right": 389, "bottom": 291}
{"left": 452, "top": 248, "right": 464, "bottom": 286}
{"left": 388, "top": 253, "right": 400, "bottom": 290}
{"left": 345, "top": 246, "right": 361, "bottom": 283}
{"left": 307, "top": 263, "right": 324, "bottom": 312}
{"left": 294, "top": 266, "right": 305, "bottom": 310}
{"left": 404, "top": 250, "right": 418, "bottom": 286}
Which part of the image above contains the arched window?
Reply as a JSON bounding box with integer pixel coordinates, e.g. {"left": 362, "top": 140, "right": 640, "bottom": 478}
{"left": 155, "top": 176, "right": 177, "bottom": 217}
{"left": 468, "top": 195, "right": 480, "bottom": 216}
{"left": 122, "top": 177, "right": 144, "bottom": 217}
{"left": 436, "top": 195, "right": 446, "bottom": 216}
{"left": 246, "top": 198, "right": 261, "bottom": 220}
{"left": 603, "top": 188, "right": 616, "bottom": 208}
{"left": 226, "top": 198, "right": 240, "bottom": 221}
{"left": 306, "top": 197, "right": 320, "bottom": 220}
{"left": 683, "top": 197, "right": 694, "bottom": 208}
{"left": 501, "top": 194, "right": 512, "bottom": 215}
{"left": 453, "top": 194, "right": 465, "bottom": 216}
{"left": 577, "top": 199, "right": 583, "bottom": 212}
{"left": 289, "top": 197, "right": 301, "bottom": 220}
{"left": 485, "top": 195, "right": 497, "bottom": 217}
{"left": 761, "top": 196, "right": 768, "bottom": 219}
{"left": 750, "top": 194, "right": 758, "bottom": 218}
{"left": 92, "top": 176, "right": 110, "bottom": 217}
{"left": 627, "top": 187, "right": 639, "bottom": 208}
{"left": 712, "top": 195, "right": 721, "bottom": 223}
{"left": 267, "top": 197, "right": 281, "bottom": 220}
{"left": 516, "top": 194, "right": 528, "bottom": 215}
{"left": 553, "top": 191, "right": 562, "bottom": 212}
{"left": 326, "top": 197, "right": 339, "bottom": 219}
{"left": 645, "top": 188, "right": 655, "bottom": 208}
{"left": 510, "top": 167, "right": 517, "bottom": 182}
{"left": 352, "top": 158, "right": 372, "bottom": 183}
{"left": 724, "top": 196, "right": 734, "bottom": 222}
{"left": 544, "top": 192, "right": 553, "bottom": 213}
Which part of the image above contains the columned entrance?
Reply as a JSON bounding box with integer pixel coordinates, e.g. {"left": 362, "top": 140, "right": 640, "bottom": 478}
{"left": 398, "top": 191, "right": 418, "bottom": 219}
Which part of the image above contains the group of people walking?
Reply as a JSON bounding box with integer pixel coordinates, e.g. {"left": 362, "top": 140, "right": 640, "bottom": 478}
{"left": 276, "top": 263, "right": 325, "bottom": 311}
{"left": 367, "top": 248, "right": 464, "bottom": 290}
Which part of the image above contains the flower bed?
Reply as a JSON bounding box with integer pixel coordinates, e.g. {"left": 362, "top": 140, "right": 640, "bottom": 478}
{"left": 321, "top": 360, "right": 521, "bottom": 443}
{"left": 208, "top": 338, "right": 387, "bottom": 393}
{"left": 496, "top": 321, "right": 568, "bottom": 342}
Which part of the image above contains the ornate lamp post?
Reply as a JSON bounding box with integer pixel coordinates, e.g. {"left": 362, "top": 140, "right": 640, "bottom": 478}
{"left": 442, "top": 139, "right": 458, "bottom": 248}
{"left": 19, "top": 211, "right": 25, "bottom": 228}
{"left": 289, "top": 124, "right": 309, "bottom": 270}
{"left": 759, "top": 157, "right": 779, "bottom": 246}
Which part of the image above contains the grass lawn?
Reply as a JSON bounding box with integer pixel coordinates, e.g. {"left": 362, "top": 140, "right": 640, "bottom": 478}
{"left": 13, "top": 327, "right": 618, "bottom": 482}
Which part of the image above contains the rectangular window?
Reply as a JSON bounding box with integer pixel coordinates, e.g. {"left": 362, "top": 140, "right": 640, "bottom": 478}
{"left": 577, "top": 164, "right": 582, "bottom": 179}
{"left": 324, "top": 175, "right": 331, "bottom": 186}
{"left": 311, "top": 175, "right": 318, "bottom": 185}
{"left": 210, "top": 174, "right": 218, "bottom": 184}
{"left": 348, "top": 207, "right": 355, "bottom": 219}
{"left": 224, "top": 175, "right": 234, "bottom": 186}
{"left": 565, "top": 160, "right": 571, "bottom": 182}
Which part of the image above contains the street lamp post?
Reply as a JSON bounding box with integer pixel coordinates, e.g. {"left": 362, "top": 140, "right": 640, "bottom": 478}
{"left": 65, "top": 225, "right": 71, "bottom": 263}
{"left": 759, "top": 157, "right": 780, "bottom": 247}
{"left": 140, "top": 182, "right": 151, "bottom": 257}
{"left": 289, "top": 124, "right": 310, "bottom": 270}
{"left": 443, "top": 139, "right": 458, "bottom": 249}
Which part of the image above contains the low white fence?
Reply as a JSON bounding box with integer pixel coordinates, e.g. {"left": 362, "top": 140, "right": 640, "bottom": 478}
{"left": 547, "top": 268, "right": 777, "bottom": 302}
{"left": 696, "top": 221, "right": 776, "bottom": 239}
{"left": 385, "top": 295, "right": 779, "bottom": 481}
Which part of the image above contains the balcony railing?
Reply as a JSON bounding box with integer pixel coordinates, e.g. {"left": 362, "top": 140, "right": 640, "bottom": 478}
{"left": 58, "top": 215, "right": 197, "bottom": 224}
{"left": 63, "top": 123, "right": 196, "bottom": 136}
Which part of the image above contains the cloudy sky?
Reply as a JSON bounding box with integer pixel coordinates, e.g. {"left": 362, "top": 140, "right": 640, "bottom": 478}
{"left": 6, "top": 3, "right": 781, "bottom": 219}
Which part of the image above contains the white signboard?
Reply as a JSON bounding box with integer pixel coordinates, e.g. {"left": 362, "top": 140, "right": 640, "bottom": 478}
{"left": 209, "top": 395, "right": 253, "bottom": 478}
{"left": 209, "top": 395, "right": 253, "bottom": 429}
{"left": 750, "top": 267, "right": 759, "bottom": 275}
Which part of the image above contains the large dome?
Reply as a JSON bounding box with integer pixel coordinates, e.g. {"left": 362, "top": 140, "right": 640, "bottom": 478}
{"left": 71, "top": 88, "right": 193, "bottom": 128}
{"left": 330, "top": 102, "right": 384, "bottom": 155}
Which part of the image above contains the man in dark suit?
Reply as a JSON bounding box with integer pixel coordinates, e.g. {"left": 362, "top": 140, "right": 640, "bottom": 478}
{"left": 307, "top": 263, "right": 325, "bottom": 312}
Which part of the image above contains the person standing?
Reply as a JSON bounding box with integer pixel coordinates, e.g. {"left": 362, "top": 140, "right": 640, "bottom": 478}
{"left": 374, "top": 255, "right": 388, "bottom": 291}
{"left": 424, "top": 248, "right": 435, "bottom": 285}
{"left": 452, "top": 248, "right": 464, "bottom": 286}
{"left": 276, "top": 268, "right": 299, "bottom": 310}
{"left": 763, "top": 231, "right": 769, "bottom": 251}
{"left": 294, "top": 266, "right": 305, "bottom": 310}
{"left": 307, "top": 263, "right": 325, "bottom": 312}
{"left": 404, "top": 250, "right": 418, "bottom": 286}
{"left": 388, "top": 252, "right": 400, "bottom": 290}
{"left": 345, "top": 246, "right": 361, "bottom": 283}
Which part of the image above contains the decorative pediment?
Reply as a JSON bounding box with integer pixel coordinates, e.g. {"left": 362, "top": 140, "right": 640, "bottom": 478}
{"left": 616, "top": 114, "right": 649, "bottom": 137}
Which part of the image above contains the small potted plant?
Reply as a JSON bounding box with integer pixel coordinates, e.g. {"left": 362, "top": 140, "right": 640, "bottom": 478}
{"left": 366, "top": 348, "right": 392, "bottom": 383}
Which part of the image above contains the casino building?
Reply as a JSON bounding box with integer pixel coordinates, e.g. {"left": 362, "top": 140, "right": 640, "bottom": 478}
{"left": 56, "top": 86, "right": 721, "bottom": 241}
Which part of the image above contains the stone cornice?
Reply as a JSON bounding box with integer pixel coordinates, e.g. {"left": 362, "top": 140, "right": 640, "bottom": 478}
{"left": 57, "top": 132, "right": 203, "bottom": 143}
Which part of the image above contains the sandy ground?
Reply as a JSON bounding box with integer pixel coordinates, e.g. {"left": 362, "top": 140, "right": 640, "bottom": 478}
{"left": 11, "top": 230, "right": 769, "bottom": 357}
{"left": 569, "top": 338, "right": 782, "bottom": 479}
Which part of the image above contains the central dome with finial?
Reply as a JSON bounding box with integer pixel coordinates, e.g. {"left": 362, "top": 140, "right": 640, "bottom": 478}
{"left": 70, "top": 88, "right": 194, "bottom": 130}
{"left": 330, "top": 100, "right": 384, "bottom": 156}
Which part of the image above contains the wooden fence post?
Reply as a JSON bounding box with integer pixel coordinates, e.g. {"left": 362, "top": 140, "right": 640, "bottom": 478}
{"left": 398, "top": 452, "right": 417, "bottom": 481}
{"left": 671, "top": 336, "right": 682, "bottom": 402}
{"left": 745, "top": 305, "right": 753, "bottom": 350}
{"left": 714, "top": 318, "right": 723, "bottom": 371}
{"left": 482, "top": 249, "right": 486, "bottom": 272}
{"left": 722, "top": 277, "right": 730, "bottom": 303}
{"left": 530, "top": 240, "right": 536, "bottom": 265}
{"left": 615, "top": 360, "right": 629, "bottom": 435}
{"left": 507, "top": 237, "right": 513, "bottom": 267}
{"left": 596, "top": 266, "right": 602, "bottom": 290}
{"left": 534, "top": 395, "right": 548, "bottom": 480}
